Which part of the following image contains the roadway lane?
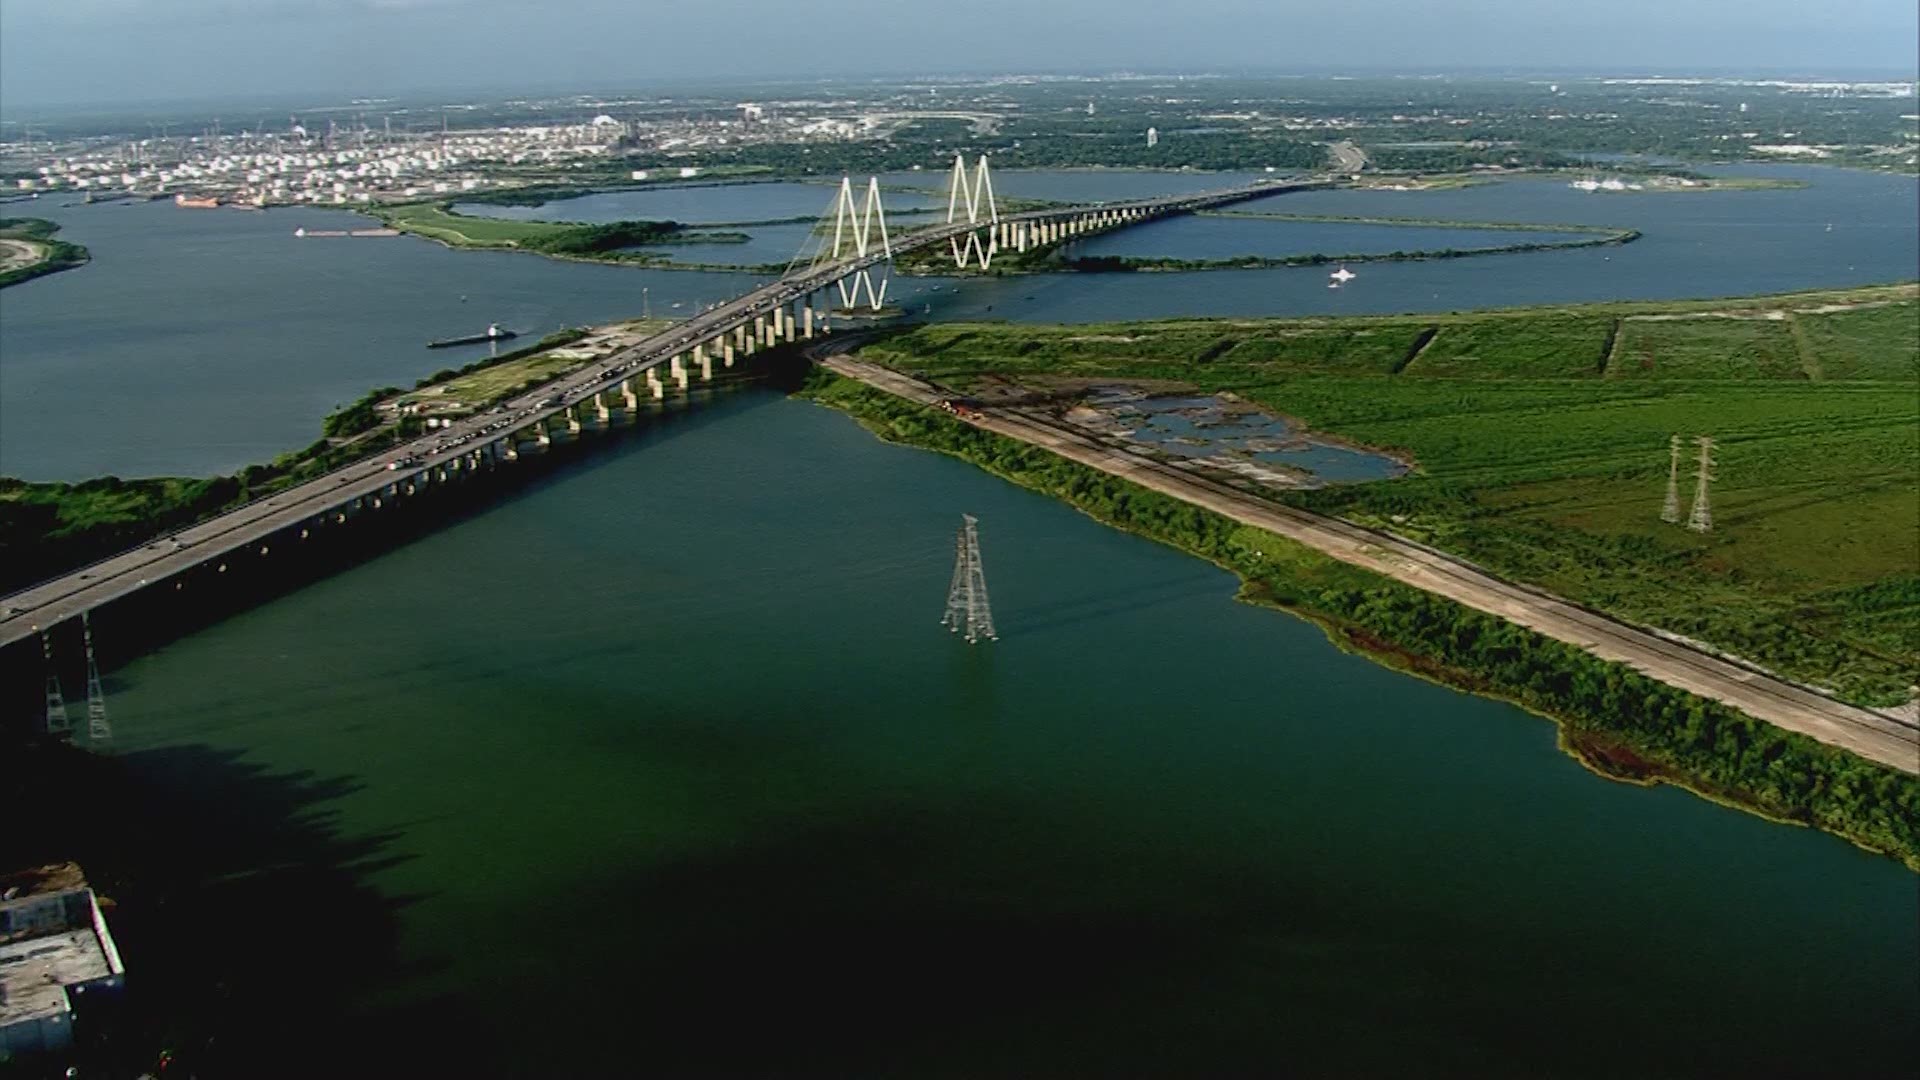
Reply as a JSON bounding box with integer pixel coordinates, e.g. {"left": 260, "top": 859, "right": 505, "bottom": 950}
{"left": 820, "top": 354, "right": 1920, "bottom": 776}
{"left": 1, "top": 178, "right": 1318, "bottom": 645}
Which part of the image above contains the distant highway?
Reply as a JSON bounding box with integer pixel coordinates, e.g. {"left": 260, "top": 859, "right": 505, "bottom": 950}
{"left": 1326, "top": 140, "right": 1370, "bottom": 173}
{"left": 0, "top": 176, "right": 1329, "bottom": 647}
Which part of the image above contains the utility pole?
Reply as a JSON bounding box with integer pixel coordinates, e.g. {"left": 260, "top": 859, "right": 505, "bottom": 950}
{"left": 1687, "top": 436, "right": 1715, "bottom": 534}
{"left": 41, "top": 631, "right": 70, "bottom": 738}
{"left": 940, "top": 514, "right": 999, "bottom": 644}
{"left": 1661, "top": 434, "right": 1683, "bottom": 524}
{"left": 83, "top": 612, "right": 111, "bottom": 751}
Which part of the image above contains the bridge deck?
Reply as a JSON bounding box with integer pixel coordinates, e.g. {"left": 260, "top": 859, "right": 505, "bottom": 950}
{"left": 0, "top": 178, "right": 1319, "bottom": 645}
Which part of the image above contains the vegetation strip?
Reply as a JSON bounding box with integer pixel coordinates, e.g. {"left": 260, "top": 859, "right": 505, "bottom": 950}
{"left": 1200, "top": 209, "right": 1629, "bottom": 234}
{"left": 0, "top": 217, "right": 90, "bottom": 288}
{"left": 0, "top": 328, "right": 603, "bottom": 594}
{"left": 799, "top": 364, "right": 1920, "bottom": 869}
{"left": 1063, "top": 228, "right": 1640, "bottom": 273}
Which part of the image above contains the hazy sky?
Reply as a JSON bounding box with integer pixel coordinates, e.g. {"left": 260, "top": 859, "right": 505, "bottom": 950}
{"left": 3, "top": 0, "right": 1916, "bottom": 110}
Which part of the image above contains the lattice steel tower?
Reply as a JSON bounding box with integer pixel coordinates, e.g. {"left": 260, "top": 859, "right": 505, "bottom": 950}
{"left": 41, "top": 631, "right": 70, "bottom": 738}
{"left": 941, "top": 514, "right": 999, "bottom": 644}
{"left": 1661, "top": 434, "right": 1683, "bottom": 524}
{"left": 83, "top": 612, "right": 111, "bottom": 750}
{"left": 1687, "top": 436, "right": 1715, "bottom": 534}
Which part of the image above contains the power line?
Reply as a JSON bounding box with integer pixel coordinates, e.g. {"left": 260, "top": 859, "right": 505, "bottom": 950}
{"left": 41, "top": 630, "right": 70, "bottom": 738}
{"left": 83, "top": 612, "right": 111, "bottom": 752}
{"left": 940, "top": 514, "right": 999, "bottom": 644}
{"left": 1688, "top": 436, "right": 1715, "bottom": 534}
{"left": 1661, "top": 434, "right": 1683, "bottom": 524}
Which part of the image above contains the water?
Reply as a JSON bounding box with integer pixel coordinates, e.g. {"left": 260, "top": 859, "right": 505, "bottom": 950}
{"left": 1073, "top": 215, "right": 1595, "bottom": 261}
{"left": 631, "top": 220, "right": 821, "bottom": 268}
{"left": 4, "top": 165, "right": 1911, "bottom": 481}
{"left": 905, "top": 164, "right": 1919, "bottom": 323}
{"left": 0, "top": 200, "right": 759, "bottom": 480}
{"left": 99, "top": 391, "right": 1917, "bottom": 1074}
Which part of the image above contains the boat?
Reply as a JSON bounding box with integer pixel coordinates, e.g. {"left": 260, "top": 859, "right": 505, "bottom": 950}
{"left": 1328, "top": 266, "right": 1357, "bottom": 288}
{"left": 427, "top": 323, "right": 517, "bottom": 349}
{"left": 174, "top": 194, "right": 220, "bottom": 209}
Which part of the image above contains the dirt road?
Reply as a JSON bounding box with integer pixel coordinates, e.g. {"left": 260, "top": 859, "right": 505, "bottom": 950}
{"left": 0, "top": 238, "right": 47, "bottom": 274}
{"left": 822, "top": 354, "right": 1920, "bottom": 775}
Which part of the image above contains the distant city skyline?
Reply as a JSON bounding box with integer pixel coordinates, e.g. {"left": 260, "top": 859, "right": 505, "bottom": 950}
{"left": 3, "top": 0, "right": 1917, "bottom": 111}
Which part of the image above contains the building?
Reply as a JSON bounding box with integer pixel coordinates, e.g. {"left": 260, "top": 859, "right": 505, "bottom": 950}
{"left": 0, "top": 865, "right": 126, "bottom": 1059}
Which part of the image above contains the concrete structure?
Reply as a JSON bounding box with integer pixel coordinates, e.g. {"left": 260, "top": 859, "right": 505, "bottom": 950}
{"left": 0, "top": 867, "right": 125, "bottom": 1058}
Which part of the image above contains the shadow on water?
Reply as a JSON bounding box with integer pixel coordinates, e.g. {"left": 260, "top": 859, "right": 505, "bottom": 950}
{"left": 0, "top": 381, "right": 790, "bottom": 733}
{"left": 0, "top": 739, "right": 428, "bottom": 1077}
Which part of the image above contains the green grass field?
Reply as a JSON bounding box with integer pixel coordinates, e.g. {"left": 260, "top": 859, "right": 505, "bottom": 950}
{"left": 376, "top": 203, "right": 572, "bottom": 247}
{"left": 855, "top": 284, "right": 1920, "bottom": 706}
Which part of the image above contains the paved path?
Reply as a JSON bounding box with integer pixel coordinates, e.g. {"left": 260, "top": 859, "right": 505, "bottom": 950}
{"left": 821, "top": 354, "right": 1920, "bottom": 775}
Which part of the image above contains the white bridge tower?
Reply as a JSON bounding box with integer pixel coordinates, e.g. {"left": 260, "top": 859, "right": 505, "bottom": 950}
{"left": 828, "top": 175, "right": 892, "bottom": 311}
{"left": 946, "top": 154, "right": 999, "bottom": 270}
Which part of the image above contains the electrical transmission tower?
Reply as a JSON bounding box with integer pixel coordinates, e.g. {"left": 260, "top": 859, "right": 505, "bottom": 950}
{"left": 1687, "top": 436, "right": 1715, "bottom": 534}
{"left": 1661, "top": 434, "right": 1683, "bottom": 524}
{"left": 940, "top": 514, "right": 999, "bottom": 644}
{"left": 83, "top": 612, "right": 112, "bottom": 751}
{"left": 41, "top": 631, "right": 70, "bottom": 738}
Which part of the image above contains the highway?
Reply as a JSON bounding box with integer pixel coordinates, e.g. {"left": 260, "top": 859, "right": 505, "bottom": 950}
{"left": 818, "top": 351, "right": 1920, "bottom": 776}
{"left": 0, "top": 176, "right": 1323, "bottom": 647}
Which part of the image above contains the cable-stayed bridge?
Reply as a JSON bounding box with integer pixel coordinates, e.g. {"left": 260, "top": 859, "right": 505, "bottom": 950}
{"left": 0, "top": 161, "right": 1321, "bottom": 651}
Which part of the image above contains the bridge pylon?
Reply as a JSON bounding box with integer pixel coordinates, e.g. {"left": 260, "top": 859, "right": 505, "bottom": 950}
{"left": 827, "top": 175, "right": 892, "bottom": 311}
{"left": 946, "top": 154, "right": 998, "bottom": 270}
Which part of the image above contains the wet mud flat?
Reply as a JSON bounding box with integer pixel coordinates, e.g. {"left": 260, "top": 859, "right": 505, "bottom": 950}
{"left": 1054, "top": 384, "right": 1410, "bottom": 490}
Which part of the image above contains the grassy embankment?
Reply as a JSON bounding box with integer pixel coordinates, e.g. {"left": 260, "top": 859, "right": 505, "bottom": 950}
{"left": 0, "top": 327, "right": 617, "bottom": 593}
{"left": 851, "top": 284, "right": 1920, "bottom": 709}
{"left": 798, "top": 367, "right": 1920, "bottom": 868}
{"left": 371, "top": 203, "right": 748, "bottom": 263}
{"left": 897, "top": 208, "right": 1638, "bottom": 276}
{"left": 1067, "top": 210, "right": 1640, "bottom": 272}
{"left": 0, "top": 217, "right": 89, "bottom": 287}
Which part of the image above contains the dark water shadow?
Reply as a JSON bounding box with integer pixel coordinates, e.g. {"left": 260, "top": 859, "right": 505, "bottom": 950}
{"left": 0, "top": 740, "right": 432, "bottom": 1077}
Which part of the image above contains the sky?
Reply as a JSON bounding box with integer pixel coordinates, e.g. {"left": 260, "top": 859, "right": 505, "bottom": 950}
{"left": 2, "top": 0, "right": 1916, "bottom": 110}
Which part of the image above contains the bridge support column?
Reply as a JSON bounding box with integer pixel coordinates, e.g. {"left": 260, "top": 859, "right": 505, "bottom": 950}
{"left": 802, "top": 304, "right": 815, "bottom": 339}
{"left": 567, "top": 405, "right": 582, "bottom": 436}
{"left": 670, "top": 354, "right": 689, "bottom": 391}
{"left": 499, "top": 438, "right": 518, "bottom": 462}
{"left": 622, "top": 378, "right": 640, "bottom": 413}
{"left": 536, "top": 420, "right": 552, "bottom": 448}
{"left": 647, "top": 368, "right": 665, "bottom": 399}
{"left": 754, "top": 314, "right": 767, "bottom": 348}
{"left": 722, "top": 339, "right": 736, "bottom": 368}
{"left": 782, "top": 308, "right": 796, "bottom": 341}
{"left": 595, "top": 391, "right": 611, "bottom": 425}
{"left": 700, "top": 351, "right": 714, "bottom": 381}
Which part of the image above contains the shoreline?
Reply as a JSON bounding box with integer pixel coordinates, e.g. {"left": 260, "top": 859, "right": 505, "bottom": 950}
{"left": 799, "top": 356, "right": 1919, "bottom": 869}
{"left": 0, "top": 217, "right": 91, "bottom": 288}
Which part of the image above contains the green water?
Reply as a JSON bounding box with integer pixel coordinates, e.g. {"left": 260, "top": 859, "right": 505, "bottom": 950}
{"left": 106, "top": 391, "right": 1916, "bottom": 1075}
